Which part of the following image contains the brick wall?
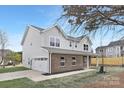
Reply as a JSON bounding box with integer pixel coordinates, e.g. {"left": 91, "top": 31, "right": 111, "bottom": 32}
{"left": 51, "top": 53, "right": 85, "bottom": 73}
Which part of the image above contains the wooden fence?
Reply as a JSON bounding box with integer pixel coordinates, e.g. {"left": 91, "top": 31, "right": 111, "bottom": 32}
{"left": 91, "top": 57, "right": 124, "bottom": 66}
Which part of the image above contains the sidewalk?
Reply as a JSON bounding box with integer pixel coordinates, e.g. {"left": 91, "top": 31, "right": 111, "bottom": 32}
{"left": 0, "top": 69, "right": 95, "bottom": 82}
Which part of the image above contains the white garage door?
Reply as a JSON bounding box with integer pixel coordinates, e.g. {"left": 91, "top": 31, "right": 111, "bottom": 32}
{"left": 32, "top": 60, "right": 49, "bottom": 74}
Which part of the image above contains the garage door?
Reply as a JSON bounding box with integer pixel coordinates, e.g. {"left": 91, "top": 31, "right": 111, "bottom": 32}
{"left": 32, "top": 60, "right": 49, "bottom": 74}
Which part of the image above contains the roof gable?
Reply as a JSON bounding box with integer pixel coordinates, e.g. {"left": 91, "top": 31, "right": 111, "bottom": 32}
{"left": 30, "top": 25, "right": 44, "bottom": 31}
{"left": 21, "top": 24, "right": 92, "bottom": 45}
{"left": 21, "top": 25, "right": 44, "bottom": 45}
{"left": 21, "top": 26, "right": 29, "bottom": 45}
{"left": 54, "top": 25, "right": 89, "bottom": 42}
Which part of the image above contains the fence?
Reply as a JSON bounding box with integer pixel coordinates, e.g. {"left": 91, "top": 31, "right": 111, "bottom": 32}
{"left": 91, "top": 57, "right": 124, "bottom": 66}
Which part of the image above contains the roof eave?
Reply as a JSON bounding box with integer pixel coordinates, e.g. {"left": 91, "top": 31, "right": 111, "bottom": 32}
{"left": 21, "top": 26, "right": 30, "bottom": 45}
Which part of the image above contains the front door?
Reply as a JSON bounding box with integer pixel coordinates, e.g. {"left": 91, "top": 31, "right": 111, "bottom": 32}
{"left": 83, "top": 56, "right": 87, "bottom": 69}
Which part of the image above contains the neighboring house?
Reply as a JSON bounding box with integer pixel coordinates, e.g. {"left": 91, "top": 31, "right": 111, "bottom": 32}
{"left": 96, "top": 39, "right": 124, "bottom": 57}
{"left": 0, "top": 49, "right": 12, "bottom": 62}
{"left": 21, "top": 24, "right": 95, "bottom": 74}
{"left": 96, "top": 46, "right": 107, "bottom": 57}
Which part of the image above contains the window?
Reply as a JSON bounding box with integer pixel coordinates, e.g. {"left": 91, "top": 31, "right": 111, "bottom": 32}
{"left": 121, "top": 46, "right": 123, "bottom": 50}
{"left": 56, "top": 38, "right": 60, "bottom": 47}
{"left": 30, "top": 43, "right": 32, "bottom": 46}
{"left": 60, "top": 57, "right": 65, "bottom": 66}
{"left": 72, "top": 57, "right": 76, "bottom": 65}
{"left": 34, "top": 58, "right": 48, "bottom": 61}
{"left": 100, "top": 49, "right": 103, "bottom": 52}
{"left": 50, "top": 37, "right": 60, "bottom": 47}
{"left": 75, "top": 43, "right": 77, "bottom": 48}
{"left": 69, "top": 42, "right": 72, "bottom": 47}
{"left": 84, "top": 44, "right": 88, "bottom": 51}
{"left": 50, "top": 37, "right": 55, "bottom": 46}
{"left": 28, "top": 58, "right": 32, "bottom": 66}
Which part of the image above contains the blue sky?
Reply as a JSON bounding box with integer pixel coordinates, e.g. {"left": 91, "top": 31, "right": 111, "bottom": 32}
{"left": 0, "top": 5, "right": 123, "bottom": 52}
{"left": 0, "top": 5, "right": 62, "bottom": 51}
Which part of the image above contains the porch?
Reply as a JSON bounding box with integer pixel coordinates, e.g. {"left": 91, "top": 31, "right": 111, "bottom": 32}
{"left": 43, "top": 47, "right": 97, "bottom": 74}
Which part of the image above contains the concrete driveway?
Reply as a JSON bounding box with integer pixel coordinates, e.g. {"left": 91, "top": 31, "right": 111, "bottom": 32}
{"left": 0, "top": 70, "right": 42, "bottom": 81}
{"left": 0, "top": 69, "right": 95, "bottom": 82}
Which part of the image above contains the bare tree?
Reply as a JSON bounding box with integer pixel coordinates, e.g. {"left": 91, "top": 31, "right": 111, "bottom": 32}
{"left": 61, "top": 5, "right": 124, "bottom": 32}
{"left": 0, "top": 31, "right": 8, "bottom": 66}
{"left": 59, "top": 5, "right": 124, "bottom": 73}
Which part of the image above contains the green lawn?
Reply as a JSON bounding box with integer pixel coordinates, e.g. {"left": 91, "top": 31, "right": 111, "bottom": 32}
{"left": 0, "top": 66, "right": 30, "bottom": 73}
{"left": 0, "top": 67, "right": 124, "bottom": 88}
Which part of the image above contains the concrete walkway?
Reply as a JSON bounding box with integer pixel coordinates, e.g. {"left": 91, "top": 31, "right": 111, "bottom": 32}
{"left": 0, "top": 69, "right": 95, "bottom": 82}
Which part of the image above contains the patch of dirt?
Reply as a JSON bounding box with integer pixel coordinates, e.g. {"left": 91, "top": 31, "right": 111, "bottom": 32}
{"left": 81, "top": 72, "right": 124, "bottom": 88}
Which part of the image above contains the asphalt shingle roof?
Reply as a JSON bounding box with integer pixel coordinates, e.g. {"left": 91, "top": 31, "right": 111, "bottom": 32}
{"left": 31, "top": 25, "right": 87, "bottom": 42}
{"left": 30, "top": 25, "right": 44, "bottom": 31}
{"left": 96, "top": 39, "right": 124, "bottom": 50}
{"left": 108, "top": 40, "right": 124, "bottom": 46}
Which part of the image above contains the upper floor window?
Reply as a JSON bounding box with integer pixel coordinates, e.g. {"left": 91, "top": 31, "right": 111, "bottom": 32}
{"left": 50, "top": 37, "right": 60, "bottom": 47}
{"left": 84, "top": 44, "right": 88, "bottom": 51}
{"left": 50, "top": 37, "right": 55, "bottom": 46}
{"left": 69, "top": 42, "right": 72, "bottom": 47}
{"left": 75, "top": 43, "right": 77, "bottom": 48}
{"left": 56, "top": 38, "right": 60, "bottom": 47}
{"left": 100, "top": 49, "right": 103, "bottom": 52}
{"left": 121, "top": 46, "right": 123, "bottom": 50}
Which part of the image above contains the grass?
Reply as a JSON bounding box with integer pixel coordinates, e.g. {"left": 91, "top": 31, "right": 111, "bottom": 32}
{"left": 0, "top": 66, "right": 30, "bottom": 73}
{"left": 0, "top": 67, "right": 124, "bottom": 88}
{"left": 0, "top": 78, "right": 34, "bottom": 88}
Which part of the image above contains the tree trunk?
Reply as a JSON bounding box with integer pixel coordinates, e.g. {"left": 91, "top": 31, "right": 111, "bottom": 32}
{"left": 1, "top": 44, "right": 5, "bottom": 68}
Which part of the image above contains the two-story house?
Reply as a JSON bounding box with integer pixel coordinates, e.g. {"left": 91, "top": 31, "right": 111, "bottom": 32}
{"left": 21, "top": 25, "right": 94, "bottom": 74}
{"left": 96, "top": 39, "right": 124, "bottom": 57}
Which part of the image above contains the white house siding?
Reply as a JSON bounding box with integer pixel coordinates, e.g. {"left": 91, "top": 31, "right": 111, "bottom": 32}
{"left": 41, "top": 27, "right": 92, "bottom": 52}
{"left": 22, "top": 25, "right": 92, "bottom": 74}
{"left": 22, "top": 27, "right": 49, "bottom": 73}
{"left": 80, "top": 38, "right": 92, "bottom": 52}
{"left": 105, "top": 46, "right": 121, "bottom": 57}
